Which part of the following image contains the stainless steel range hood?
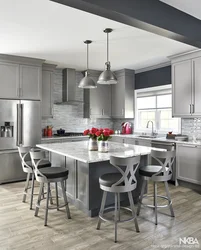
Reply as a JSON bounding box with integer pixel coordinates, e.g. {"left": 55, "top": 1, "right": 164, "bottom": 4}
{"left": 55, "top": 68, "right": 83, "bottom": 105}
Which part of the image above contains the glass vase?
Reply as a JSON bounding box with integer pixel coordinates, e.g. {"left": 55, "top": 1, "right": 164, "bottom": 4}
{"left": 88, "top": 138, "right": 98, "bottom": 151}
{"left": 98, "top": 140, "right": 109, "bottom": 153}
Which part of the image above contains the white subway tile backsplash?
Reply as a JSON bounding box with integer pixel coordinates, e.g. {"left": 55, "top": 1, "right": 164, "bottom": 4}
{"left": 42, "top": 70, "right": 114, "bottom": 132}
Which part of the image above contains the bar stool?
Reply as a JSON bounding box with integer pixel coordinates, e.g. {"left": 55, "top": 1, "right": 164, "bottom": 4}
{"left": 137, "top": 150, "right": 175, "bottom": 225}
{"left": 18, "top": 146, "right": 51, "bottom": 210}
{"left": 30, "top": 150, "right": 71, "bottom": 226}
{"left": 97, "top": 155, "right": 141, "bottom": 243}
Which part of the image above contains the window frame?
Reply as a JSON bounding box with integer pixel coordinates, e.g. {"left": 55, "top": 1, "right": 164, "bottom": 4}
{"left": 135, "top": 85, "right": 181, "bottom": 134}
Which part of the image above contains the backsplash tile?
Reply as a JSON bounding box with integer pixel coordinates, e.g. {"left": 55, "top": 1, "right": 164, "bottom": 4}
{"left": 182, "top": 118, "right": 201, "bottom": 140}
{"left": 42, "top": 69, "right": 113, "bottom": 132}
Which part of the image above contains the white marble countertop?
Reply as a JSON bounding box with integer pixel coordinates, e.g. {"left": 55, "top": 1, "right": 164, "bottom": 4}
{"left": 36, "top": 141, "right": 165, "bottom": 163}
{"left": 113, "top": 134, "right": 201, "bottom": 146}
{"left": 41, "top": 135, "right": 87, "bottom": 141}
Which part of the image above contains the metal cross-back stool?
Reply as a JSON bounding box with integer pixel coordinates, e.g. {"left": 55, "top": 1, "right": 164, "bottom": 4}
{"left": 97, "top": 155, "right": 141, "bottom": 243}
{"left": 18, "top": 146, "right": 51, "bottom": 210}
{"left": 137, "top": 150, "right": 175, "bottom": 225}
{"left": 30, "top": 150, "right": 71, "bottom": 226}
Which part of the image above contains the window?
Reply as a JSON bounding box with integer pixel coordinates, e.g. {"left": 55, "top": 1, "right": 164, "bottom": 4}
{"left": 135, "top": 86, "right": 180, "bottom": 133}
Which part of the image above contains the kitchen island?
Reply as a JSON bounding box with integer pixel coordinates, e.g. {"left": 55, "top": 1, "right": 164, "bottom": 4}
{"left": 36, "top": 141, "right": 164, "bottom": 217}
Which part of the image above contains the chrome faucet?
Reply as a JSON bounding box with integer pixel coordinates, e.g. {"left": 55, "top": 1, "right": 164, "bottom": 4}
{"left": 146, "top": 120, "right": 155, "bottom": 136}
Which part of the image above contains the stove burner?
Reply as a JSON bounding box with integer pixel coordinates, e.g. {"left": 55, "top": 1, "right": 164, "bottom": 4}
{"left": 54, "top": 132, "right": 83, "bottom": 137}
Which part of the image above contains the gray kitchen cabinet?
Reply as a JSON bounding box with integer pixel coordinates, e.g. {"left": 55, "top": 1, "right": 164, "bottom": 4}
{"left": 176, "top": 144, "right": 201, "bottom": 185}
{"left": 84, "top": 70, "right": 111, "bottom": 118}
{"left": 20, "top": 65, "right": 41, "bottom": 100}
{"left": 0, "top": 62, "right": 19, "bottom": 99}
{"left": 0, "top": 54, "right": 44, "bottom": 100}
{"left": 133, "top": 138, "right": 151, "bottom": 147}
{"left": 112, "top": 69, "right": 135, "bottom": 118}
{"left": 192, "top": 57, "right": 201, "bottom": 116}
{"left": 172, "top": 60, "right": 192, "bottom": 117}
{"left": 42, "top": 63, "right": 57, "bottom": 118}
{"left": 171, "top": 51, "right": 201, "bottom": 117}
{"left": 110, "top": 136, "right": 125, "bottom": 143}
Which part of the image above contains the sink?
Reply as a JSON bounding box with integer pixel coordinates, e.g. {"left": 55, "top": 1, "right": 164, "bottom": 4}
{"left": 138, "top": 135, "right": 157, "bottom": 139}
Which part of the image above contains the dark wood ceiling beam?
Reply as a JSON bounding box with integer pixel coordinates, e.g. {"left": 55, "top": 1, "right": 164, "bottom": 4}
{"left": 51, "top": 0, "right": 201, "bottom": 48}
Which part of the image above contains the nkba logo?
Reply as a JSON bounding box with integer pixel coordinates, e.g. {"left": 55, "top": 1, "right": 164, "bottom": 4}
{"left": 179, "top": 237, "right": 199, "bottom": 245}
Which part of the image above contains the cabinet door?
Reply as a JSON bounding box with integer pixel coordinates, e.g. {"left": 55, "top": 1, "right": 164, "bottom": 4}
{"left": 177, "top": 144, "right": 201, "bottom": 185}
{"left": 20, "top": 65, "right": 41, "bottom": 100}
{"left": 42, "top": 70, "right": 53, "bottom": 117}
{"left": 110, "top": 136, "right": 125, "bottom": 143}
{"left": 172, "top": 61, "right": 192, "bottom": 117}
{"left": 90, "top": 84, "right": 111, "bottom": 117}
{"left": 193, "top": 57, "right": 201, "bottom": 116}
{"left": 124, "top": 138, "right": 135, "bottom": 144}
{"left": 135, "top": 139, "right": 151, "bottom": 147}
{"left": 111, "top": 75, "right": 125, "bottom": 118}
{"left": 0, "top": 62, "right": 19, "bottom": 99}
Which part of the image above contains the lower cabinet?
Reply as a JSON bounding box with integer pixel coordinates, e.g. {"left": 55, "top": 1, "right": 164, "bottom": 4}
{"left": 176, "top": 144, "right": 201, "bottom": 185}
{"left": 110, "top": 136, "right": 125, "bottom": 143}
{"left": 124, "top": 138, "right": 151, "bottom": 147}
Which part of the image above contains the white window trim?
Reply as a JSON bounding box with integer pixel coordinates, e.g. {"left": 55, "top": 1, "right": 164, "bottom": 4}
{"left": 135, "top": 85, "right": 181, "bottom": 134}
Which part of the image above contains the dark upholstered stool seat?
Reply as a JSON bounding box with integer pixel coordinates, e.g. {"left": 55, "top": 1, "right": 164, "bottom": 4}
{"left": 99, "top": 173, "right": 123, "bottom": 187}
{"left": 139, "top": 165, "right": 170, "bottom": 177}
{"left": 39, "top": 167, "right": 68, "bottom": 179}
{"left": 26, "top": 160, "right": 51, "bottom": 169}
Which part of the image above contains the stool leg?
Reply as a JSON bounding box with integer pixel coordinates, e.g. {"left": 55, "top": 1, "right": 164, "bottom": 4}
{"left": 49, "top": 188, "right": 53, "bottom": 205}
{"left": 118, "top": 193, "right": 120, "bottom": 221}
{"left": 61, "top": 181, "right": 71, "bottom": 219}
{"left": 30, "top": 173, "right": 35, "bottom": 210}
{"left": 44, "top": 183, "right": 50, "bottom": 226}
{"left": 42, "top": 184, "right": 45, "bottom": 200}
{"left": 128, "top": 191, "right": 140, "bottom": 233}
{"left": 23, "top": 172, "right": 30, "bottom": 203}
{"left": 35, "top": 182, "right": 43, "bottom": 216}
{"left": 55, "top": 182, "right": 59, "bottom": 211}
{"left": 137, "top": 179, "right": 146, "bottom": 216}
{"left": 154, "top": 182, "right": 158, "bottom": 225}
{"left": 164, "top": 181, "right": 175, "bottom": 217}
{"left": 97, "top": 191, "right": 107, "bottom": 230}
{"left": 114, "top": 193, "right": 118, "bottom": 243}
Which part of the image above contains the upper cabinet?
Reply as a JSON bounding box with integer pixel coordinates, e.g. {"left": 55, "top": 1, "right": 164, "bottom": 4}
{"left": 84, "top": 70, "right": 111, "bottom": 118}
{"left": 0, "top": 54, "right": 44, "bottom": 100}
{"left": 0, "top": 62, "right": 19, "bottom": 99}
{"left": 42, "top": 63, "right": 57, "bottom": 118}
{"left": 111, "top": 69, "right": 135, "bottom": 119}
{"left": 171, "top": 51, "right": 201, "bottom": 117}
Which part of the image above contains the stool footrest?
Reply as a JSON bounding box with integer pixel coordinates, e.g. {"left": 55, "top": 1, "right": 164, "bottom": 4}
{"left": 139, "top": 194, "right": 172, "bottom": 208}
{"left": 35, "top": 202, "right": 69, "bottom": 211}
{"left": 99, "top": 206, "right": 136, "bottom": 224}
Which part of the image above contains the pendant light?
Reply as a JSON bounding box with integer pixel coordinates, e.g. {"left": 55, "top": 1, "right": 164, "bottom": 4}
{"left": 78, "top": 40, "right": 97, "bottom": 89}
{"left": 97, "top": 28, "right": 117, "bottom": 84}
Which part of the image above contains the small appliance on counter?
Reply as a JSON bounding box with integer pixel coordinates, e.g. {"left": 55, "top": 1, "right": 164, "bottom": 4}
{"left": 54, "top": 132, "right": 83, "bottom": 137}
{"left": 121, "top": 122, "right": 132, "bottom": 134}
{"left": 166, "top": 133, "right": 188, "bottom": 141}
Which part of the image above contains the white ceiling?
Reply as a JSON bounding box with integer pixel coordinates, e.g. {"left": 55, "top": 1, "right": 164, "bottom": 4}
{"left": 160, "top": 0, "right": 201, "bottom": 20}
{"left": 0, "top": 0, "right": 196, "bottom": 71}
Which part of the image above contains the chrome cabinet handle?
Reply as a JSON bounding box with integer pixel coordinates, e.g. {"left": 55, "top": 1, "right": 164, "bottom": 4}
{"left": 102, "top": 109, "right": 104, "bottom": 116}
{"left": 189, "top": 104, "right": 192, "bottom": 114}
{"left": 122, "top": 108, "right": 124, "bottom": 116}
{"left": 192, "top": 104, "right": 195, "bottom": 114}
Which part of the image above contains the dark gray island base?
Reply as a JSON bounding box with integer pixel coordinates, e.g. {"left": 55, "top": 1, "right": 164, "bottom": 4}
{"left": 52, "top": 155, "right": 147, "bottom": 217}
{"left": 36, "top": 141, "right": 163, "bottom": 217}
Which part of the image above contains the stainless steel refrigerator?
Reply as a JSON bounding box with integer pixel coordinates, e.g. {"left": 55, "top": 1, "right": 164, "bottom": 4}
{"left": 0, "top": 99, "right": 41, "bottom": 184}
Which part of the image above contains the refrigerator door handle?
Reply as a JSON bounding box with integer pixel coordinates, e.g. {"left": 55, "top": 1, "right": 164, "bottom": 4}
{"left": 17, "top": 104, "right": 20, "bottom": 146}
{"left": 21, "top": 104, "right": 24, "bottom": 145}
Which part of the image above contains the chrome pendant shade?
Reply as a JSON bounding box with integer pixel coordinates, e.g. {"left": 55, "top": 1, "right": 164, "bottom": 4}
{"left": 97, "top": 28, "right": 117, "bottom": 85}
{"left": 78, "top": 40, "right": 97, "bottom": 89}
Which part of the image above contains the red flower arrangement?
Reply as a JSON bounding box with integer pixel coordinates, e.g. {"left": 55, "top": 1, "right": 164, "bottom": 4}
{"left": 83, "top": 127, "right": 114, "bottom": 141}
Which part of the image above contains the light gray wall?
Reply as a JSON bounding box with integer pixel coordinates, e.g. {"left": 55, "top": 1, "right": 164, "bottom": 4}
{"left": 42, "top": 69, "right": 114, "bottom": 132}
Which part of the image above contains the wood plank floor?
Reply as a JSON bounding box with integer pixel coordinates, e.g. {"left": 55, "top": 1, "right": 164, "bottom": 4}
{"left": 0, "top": 181, "right": 201, "bottom": 250}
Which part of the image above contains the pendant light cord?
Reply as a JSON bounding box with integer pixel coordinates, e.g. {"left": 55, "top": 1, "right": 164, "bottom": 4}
{"left": 87, "top": 43, "right": 89, "bottom": 71}
{"left": 107, "top": 32, "right": 109, "bottom": 63}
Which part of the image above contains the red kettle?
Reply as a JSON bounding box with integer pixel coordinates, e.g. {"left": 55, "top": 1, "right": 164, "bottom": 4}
{"left": 121, "top": 122, "right": 132, "bottom": 134}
